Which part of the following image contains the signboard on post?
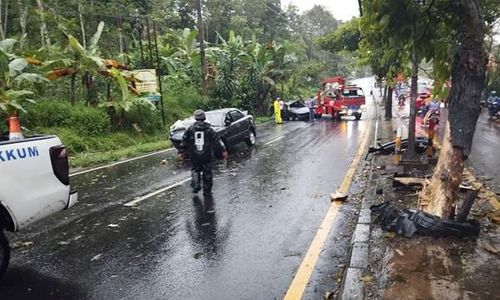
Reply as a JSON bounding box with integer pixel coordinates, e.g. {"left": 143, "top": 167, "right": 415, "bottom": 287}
{"left": 131, "top": 69, "right": 161, "bottom": 102}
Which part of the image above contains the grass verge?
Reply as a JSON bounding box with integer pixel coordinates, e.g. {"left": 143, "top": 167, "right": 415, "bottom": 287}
{"left": 70, "top": 139, "right": 171, "bottom": 169}
{"left": 255, "top": 115, "right": 273, "bottom": 124}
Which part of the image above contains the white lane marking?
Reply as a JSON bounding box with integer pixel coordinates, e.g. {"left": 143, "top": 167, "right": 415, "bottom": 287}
{"left": 124, "top": 178, "right": 191, "bottom": 207}
{"left": 70, "top": 148, "right": 174, "bottom": 177}
{"left": 264, "top": 136, "right": 285, "bottom": 145}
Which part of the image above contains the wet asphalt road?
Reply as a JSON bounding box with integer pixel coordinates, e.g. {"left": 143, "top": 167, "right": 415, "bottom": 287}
{"left": 469, "top": 112, "right": 500, "bottom": 194}
{"left": 2, "top": 78, "right": 375, "bottom": 300}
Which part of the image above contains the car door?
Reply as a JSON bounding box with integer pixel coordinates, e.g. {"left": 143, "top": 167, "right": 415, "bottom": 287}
{"left": 228, "top": 110, "right": 246, "bottom": 143}
{"left": 223, "top": 112, "right": 237, "bottom": 146}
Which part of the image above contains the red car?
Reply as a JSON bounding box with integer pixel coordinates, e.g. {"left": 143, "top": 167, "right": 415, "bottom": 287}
{"left": 416, "top": 92, "right": 431, "bottom": 111}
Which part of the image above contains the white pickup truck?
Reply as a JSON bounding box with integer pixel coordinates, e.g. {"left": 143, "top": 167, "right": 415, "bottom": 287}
{"left": 0, "top": 135, "right": 77, "bottom": 278}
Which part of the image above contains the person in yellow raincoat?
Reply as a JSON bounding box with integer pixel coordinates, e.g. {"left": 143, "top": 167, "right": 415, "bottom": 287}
{"left": 273, "top": 98, "right": 283, "bottom": 124}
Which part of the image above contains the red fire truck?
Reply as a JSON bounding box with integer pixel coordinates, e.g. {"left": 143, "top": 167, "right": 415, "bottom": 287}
{"left": 314, "top": 76, "right": 366, "bottom": 120}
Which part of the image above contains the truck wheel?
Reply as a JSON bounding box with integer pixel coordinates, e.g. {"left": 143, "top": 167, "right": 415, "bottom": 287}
{"left": 245, "top": 129, "right": 256, "bottom": 147}
{"left": 0, "top": 230, "right": 10, "bottom": 279}
{"left": 354, "top": 113, "right": 362, "bottom": 120}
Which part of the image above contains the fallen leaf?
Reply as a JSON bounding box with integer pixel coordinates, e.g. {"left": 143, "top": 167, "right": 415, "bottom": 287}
{"left": 480, "top": 241, "right": 499, "bottom": 254}
{"left": 395, "top": 249, "right": 404, "bottom": 256}
{"left": 91, "top": 254, "right": 103, "bottom": 261}
{"left": 384, "top": 232, "right": 396, "bottom": 238}
{"left": 487, "top": 210, "right": 500, "bottom": 223}
{"left": 324, "top": 291, "right": 334, "bottom": 300}
{"left": 12, "top": 241, "right": 34, "bottom": 248}
{"left": 360, "top": 275, "right": 373, "bottom": 283}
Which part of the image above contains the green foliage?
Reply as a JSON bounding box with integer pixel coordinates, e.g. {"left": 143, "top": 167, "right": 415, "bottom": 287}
{"left": 124, "top": 99, "right": 163, "bottom": 134}
{"left": 23, "top": 100, "right": 110, "bottom": 136}
{"left": 317, "top": 19, "right": 361, "bottom": 53}
{"left": 0, "top": 38, "right": 48, "bottom": 115}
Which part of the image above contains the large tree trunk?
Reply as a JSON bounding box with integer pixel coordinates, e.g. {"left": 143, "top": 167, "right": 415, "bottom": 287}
{"left": 421, "top": 0, "right": 486, "bottom": 219}
{"left": 36, "top": 0, "right": 50, "bottom": 47}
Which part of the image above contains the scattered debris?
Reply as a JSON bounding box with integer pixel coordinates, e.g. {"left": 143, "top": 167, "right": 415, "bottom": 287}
{"left": 370, "top": 202, "right": 480, "bottom": 238}
{"left": 11, "top": 241, "right": 34, "bottom": 248}
{"left": 324, "top": 291, "right": 334, "bottom": 300}
{"left": 360, "top": 275, "right": 374, "bottom": 283}
{"left": 330, "top": 191, "right": 348, "bottom": 201}
{"left": 392, "top": 177, "right": 426, "bottom": 187}
{"left": 367, "top": 137, "right": 428, "bottom": 156}
{"left": 194, "top": 252, "right": 203, "bottom": 259}
{"left": 479, "top": 241, "right": 499, "bottom": 254}
{"left": 108, "top": 224, "right": 119, "bottom": 228}
{"left": 160, "top": 159, "right": 167, "bottom": 165}
{"left": 91, "top": 253, "right": 103, "bottom": 261}
{"left": 395, "top": 249, "right": 404, "bottom": 256}
{"left": 487, "top": 210, "right": 500, "bottom": 223}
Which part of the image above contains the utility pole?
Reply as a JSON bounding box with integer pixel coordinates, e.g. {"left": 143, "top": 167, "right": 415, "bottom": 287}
{"left": 196, "top": 0, "right": 207, "bottom": 93}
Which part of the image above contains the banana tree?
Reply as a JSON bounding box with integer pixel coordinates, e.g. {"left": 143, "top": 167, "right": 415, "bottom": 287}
{"left": 43, "top": 21, "right": 108, "bottom": 105}
{"left": 100, "top": 67, "right": 154, "bottom": 128}
{"left": 243, "top": 39, "right": 276, "bottom": 114}
{"left": 0, "top": 38, "right": 49, "bottom": 118}
{"left": 161, "top": 28, "right": 200, "bottom": 81}
{"left": 207, "top": 30, "right": 247, "bottom": 100}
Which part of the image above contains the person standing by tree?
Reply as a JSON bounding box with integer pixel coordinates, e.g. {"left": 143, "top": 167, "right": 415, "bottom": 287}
{"left": 307, "top": 96, "right": 315, "bottom": 122}
{"left": 273, "top": 97, "right": 283, "bottom": 124}
{"left": 181, "top": 110, "right": 226, "bottom": 196}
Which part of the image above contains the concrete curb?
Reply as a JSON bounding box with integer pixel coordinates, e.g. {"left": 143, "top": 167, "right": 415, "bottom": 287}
{"left": 341, "top": 94, "right": 381, "bottom": 300}
{"left": 340, "top": 158, "right": 379, "bottom": 300}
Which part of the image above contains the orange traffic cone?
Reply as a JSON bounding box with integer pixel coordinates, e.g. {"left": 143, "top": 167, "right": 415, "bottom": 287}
{"left": 9, "top": 116, "right": 23, "bottom": 140}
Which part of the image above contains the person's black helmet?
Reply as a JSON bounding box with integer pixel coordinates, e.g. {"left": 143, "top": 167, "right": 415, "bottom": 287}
{"left": 194, "top": 109, "right": 206, "bottom": 121}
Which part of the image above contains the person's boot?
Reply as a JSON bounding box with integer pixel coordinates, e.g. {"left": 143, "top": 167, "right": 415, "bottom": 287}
{"left": 191, "top": 170, "right": 201, "bottom": 193}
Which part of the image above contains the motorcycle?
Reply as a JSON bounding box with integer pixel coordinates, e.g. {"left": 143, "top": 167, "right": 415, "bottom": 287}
{"left": 487, "top": 97, "right": 500, "bottom": 118}
{"left": 398, "top": 94, "right": 406, "bottom": 109}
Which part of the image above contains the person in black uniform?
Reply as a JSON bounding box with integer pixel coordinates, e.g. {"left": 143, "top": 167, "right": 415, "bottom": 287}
{"left": 181, "top": 109, "right": 226, "bottom": 195}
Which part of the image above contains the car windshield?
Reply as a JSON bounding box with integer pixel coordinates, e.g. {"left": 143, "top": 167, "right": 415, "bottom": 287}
{"left": 205, "top": 112, "right": 224, "bottom": 126}
{"left": 290, "top": 101, "right": 305, "bottom": 108}
{"left": 343, "top": 89, "right": 364, "bottom": 97}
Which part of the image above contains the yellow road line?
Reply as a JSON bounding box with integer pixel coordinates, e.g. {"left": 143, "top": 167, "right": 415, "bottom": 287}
{"left": 284, "top": 122, "right": 372, "bottom": 300}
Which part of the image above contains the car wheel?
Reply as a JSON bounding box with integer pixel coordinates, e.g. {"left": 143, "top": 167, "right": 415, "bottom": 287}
{"left": 354, "top": 113, "right": 362, "bottom": 120}
{"left": 314, "top": 113, "right": 322, "bottom": 119}
{"left": 0, "top": 230, "right": 10, "bottom": 279}
{"left": 246, "top": 129, "right": 256, "bottom": 147}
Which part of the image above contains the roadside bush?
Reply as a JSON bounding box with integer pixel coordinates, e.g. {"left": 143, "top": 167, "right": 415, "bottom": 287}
{"left": 69, "top": 107, "right": 110, "bottom": 136}
{"left": 124, "top": 100, "right": 164, "bottom": 134}
{"left": 23, "top": 100, "right": 110, "bottom": 136}
{"left": 162, "top": 77, "right": 208, "bottom": 125}
{"left": 39, "top": 127, "right": 88, "bottom": 154}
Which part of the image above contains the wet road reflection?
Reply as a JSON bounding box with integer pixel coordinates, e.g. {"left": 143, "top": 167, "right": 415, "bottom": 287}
{"left": 3, "top": 78, "right": 377, "bottom": 300}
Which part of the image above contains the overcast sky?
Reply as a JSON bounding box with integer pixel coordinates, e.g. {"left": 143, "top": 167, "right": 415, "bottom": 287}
{"left": 281, "top": 0, "right": 360, "bottom": 21}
